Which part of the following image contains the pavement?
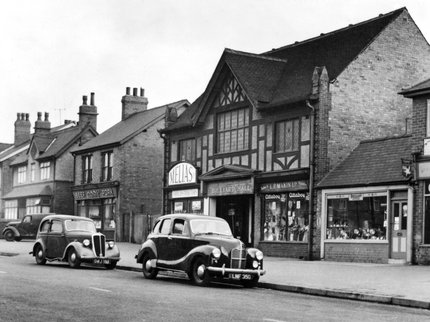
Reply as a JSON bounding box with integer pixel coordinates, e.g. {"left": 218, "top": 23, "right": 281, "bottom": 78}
{"left": 1, "top": 240, "right": 430, "bottom": 310}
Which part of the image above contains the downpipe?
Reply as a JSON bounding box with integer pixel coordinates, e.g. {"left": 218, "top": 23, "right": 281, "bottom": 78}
{"left": 306, "top": 100, "right": 315, "bottom": 261}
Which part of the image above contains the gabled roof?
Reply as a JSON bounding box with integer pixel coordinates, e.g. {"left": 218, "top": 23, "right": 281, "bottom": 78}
{"left": 399, "top": 78, "right": 430, "bottom": 97}
{"left": 0, "top": 143, "right": 13, "bottom": 153}
{"left": 72, "top": 100, "right": 189, "bottom": 154}
{"left": 165, "top": 7, "right": 407, "bottom": 131}
{"left": 318, "top": 135, "right": 412, "bottom": 189}
{"left": 0, "top": 141, "right": 29, "bottom": 163}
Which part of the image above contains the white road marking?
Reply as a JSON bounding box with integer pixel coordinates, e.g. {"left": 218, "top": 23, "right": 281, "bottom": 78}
{"left": 263, "top": 319, "right": 287, "bottom": 322}
{"left": 0, "top": 271, "right": 7, "bottom": 274}
{"left": 89, "top": 287, "right": 112, "bottom": 293}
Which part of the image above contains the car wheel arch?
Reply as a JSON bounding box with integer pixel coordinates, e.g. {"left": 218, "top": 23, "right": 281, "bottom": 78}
{"left": 3, "top": 227, "right": 20, "bottom": 240}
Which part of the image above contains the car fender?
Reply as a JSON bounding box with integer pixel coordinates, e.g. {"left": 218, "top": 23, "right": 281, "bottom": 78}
{"left": 31, "top": 239, "right": 46, "bottom": 255}
{"left": 184, "top": 244, "right": 217, "bottom": 271}
{"left": 63, "top": 241, "right": 92, "bottom": 260}
{"left": 105, "top": 245, "right": 121, "bottom": 258}
{"left": 136, "top": 240, "right": 157, "bottom": 263}
{"left": 2, "top": 226, "right": 20, "bottom": 238}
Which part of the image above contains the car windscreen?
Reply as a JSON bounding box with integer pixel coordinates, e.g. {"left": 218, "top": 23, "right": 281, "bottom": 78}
{"left": 190, "top": 219, "right": 232, "bottom": 236}
{"left": 65, "top": 220, "right": 97, "bottom": 233}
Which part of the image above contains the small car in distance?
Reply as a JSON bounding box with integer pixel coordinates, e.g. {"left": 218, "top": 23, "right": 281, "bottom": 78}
{"left": 31, "top": 214, "right": 120, "bottom": 269}
{"left": 135, "top": 214, "right": 266, "bottom": 287}
{"left": 2, "top": 213, "right": 49, "bottom": 242}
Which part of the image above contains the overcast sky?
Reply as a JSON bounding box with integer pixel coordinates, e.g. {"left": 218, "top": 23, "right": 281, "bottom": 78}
{"left": 1, "top": 0, "right": 429, "bottom": 143}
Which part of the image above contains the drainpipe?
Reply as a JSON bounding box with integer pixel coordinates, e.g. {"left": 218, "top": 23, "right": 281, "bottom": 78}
{"left": 158, "top": 130, "right": 167, "bottom": 216}
{"left": 306, "top": 100, "right": 316, "bottom": 261}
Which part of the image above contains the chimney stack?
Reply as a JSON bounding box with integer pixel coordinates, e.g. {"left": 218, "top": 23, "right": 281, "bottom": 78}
{"left": 34, "top": 111, "right": 51, "bottom": 134}
{"left": 14, "top": 112, "right": 31, "bottom": 146}
{"left": 78, "top": 92, "right": 98, "bottom": 130}
{"left": 121, "top": 87, "right": 148, "bottom": 120}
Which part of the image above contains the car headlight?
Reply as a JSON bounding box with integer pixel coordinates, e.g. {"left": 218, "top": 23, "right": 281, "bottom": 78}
{"left": 211, "top": 248, "right": 221, "bottom": 260}
{"left": 256, "top": 250, "right": 263, "bottom": 261}
{"left": 83, "top": 239, "right": 90, "bottom": 247}
{"left": 253, "top": 260, "right": 259, "bottom": 268}
{"left": 107, "top": 241, "right": 115, "bottom": 249}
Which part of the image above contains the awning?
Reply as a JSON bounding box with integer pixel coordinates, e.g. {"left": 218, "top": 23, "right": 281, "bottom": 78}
{"left": 2, "top": 184, "right": 53, "bottom": 200}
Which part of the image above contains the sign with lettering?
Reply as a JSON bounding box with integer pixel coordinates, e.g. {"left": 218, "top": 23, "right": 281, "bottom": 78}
{"left": 168, "top": 162, "right": 197, "bottom": 186}
{"left": 73, "top": 187, "right": 116, "bottom": 200}
{"left": 207, "top": 179, "right": 253, "bottom": 196}
{"left": 260, "top": 181, "right": 308, "bottom": 193}
{"left": 171, "top": 189, "right": 199, "bottom": 199}
{"left": 418, "top": 161, "right": 430, "bottom": 179}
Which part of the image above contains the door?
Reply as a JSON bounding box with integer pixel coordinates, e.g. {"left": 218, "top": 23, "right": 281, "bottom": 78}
{"left": 19, "top": 215, "right": 35, "bottom": 237}
{"left": 46, "top": 219, "right": 67, "bottom": 259}
{"left": 390, "top": 201, "right": 408, "bottom": 260}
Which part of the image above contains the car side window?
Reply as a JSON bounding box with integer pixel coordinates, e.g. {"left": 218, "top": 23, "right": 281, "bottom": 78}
{"left": 23, "top": 216, "right": 31, "bottom": 223}
{"left": 40, "top": 220, "right": 50, "bottom": 233}
{"left": 50, "top": 220, "right": 63, "bottom": 233}
{"left": 160, "top": 219, "right": 171, "bottom": 235}
{"left": 172, "top": 219, "right": 185, "bottom": 235}
{"left": 152, "top": 220, "right": 162, "bottom": 234}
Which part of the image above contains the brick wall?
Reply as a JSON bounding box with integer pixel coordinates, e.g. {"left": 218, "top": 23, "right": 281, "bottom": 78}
{"left": 325, "top": 242, "right": 389, "bottom": 263}
{"left": 328, "top": 11, "right": 430, "bottom": 171}
{"left": 52, "top": 181, "right": 74, "bottom": 215}
{"left": 258, "top": 241, "right": 308, "bottom": 259}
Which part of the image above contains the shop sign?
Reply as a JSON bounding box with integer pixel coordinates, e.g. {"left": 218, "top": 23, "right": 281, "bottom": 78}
{"left": 73, "top": 188, "right": 116, "bottom": 200}
{"left": 207, "top": 179, "right": 253, "bottom": 196}
{"left": 260, "top": 181, "right": 308, "bottom": 193}
{"left": 418, "top": 161, "right": 430, "bottom": 179}
{"left": 171, "top": 189, "right": 199, "bottom": 199}
{"left": 168, "top": 162, "right": 197, "bottom": 186}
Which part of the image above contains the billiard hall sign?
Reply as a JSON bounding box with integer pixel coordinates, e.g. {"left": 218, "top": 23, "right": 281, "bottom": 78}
{"left": 168, "top": 162, "right": 198, "bottom": 186}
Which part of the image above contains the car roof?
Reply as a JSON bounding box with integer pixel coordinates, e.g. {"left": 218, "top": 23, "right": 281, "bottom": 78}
{"left": 41, "top": 214, "right": 93, "bottom": 222}
{"left": 159, "top": 214, "right": 226, "bottom": 221}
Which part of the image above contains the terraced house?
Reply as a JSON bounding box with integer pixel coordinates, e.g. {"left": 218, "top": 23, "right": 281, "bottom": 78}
{"left": 160, "top": 7, "right": 430, "bottom": 259}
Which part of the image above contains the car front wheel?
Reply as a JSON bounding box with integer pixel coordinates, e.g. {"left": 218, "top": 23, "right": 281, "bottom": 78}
{"left": 4, "top": 230, "right": 15, "bottom": 242}
{"left": 35, "top": 245, "right": 46, "bottom": 265}
{"left": 191, "top": 257, "right": 210, "bottom": 286}
{"left": 142, "top": 254, "right": 158, "bottom": 279}
{"left": 68, "top": 248, "right": 81, "bottom": 268}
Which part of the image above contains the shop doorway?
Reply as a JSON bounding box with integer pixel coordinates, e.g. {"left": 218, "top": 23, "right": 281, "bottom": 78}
{"left": 390, "top": 200, "right": 408, "bottom": 260}
{"left": 216, "top": 195, "right": 252, "bottom": 245}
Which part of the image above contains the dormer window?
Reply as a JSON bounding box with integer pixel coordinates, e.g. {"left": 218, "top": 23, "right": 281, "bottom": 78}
{"left": 217, "top": 108, "right": 249, "bottom": 153}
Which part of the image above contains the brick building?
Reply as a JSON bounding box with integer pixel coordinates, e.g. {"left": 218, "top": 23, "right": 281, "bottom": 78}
{"left": 71, "top": 87, "right": 189, "bottom": 243}
{"left": 160, "top": 7, "right": 430, "bottom": 259}
{"left": 400, "top": 78, "right": 430, "bottom": 264}
{"left": 0, "top": 94, "right": 98, "bottom": 223}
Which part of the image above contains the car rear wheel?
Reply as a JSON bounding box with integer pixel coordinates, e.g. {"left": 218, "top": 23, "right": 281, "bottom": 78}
{"left": 142, "top": 254, "right": 158, "bottom": 279}
{"left": 35, "top": 244, "right": 46, "bottom": 265}
{"left": 68, "top": 248, "right": 81, "bottom": 268}
{"left": 191, "top": 257, "right": 210, "bottom": 287}
{"left": 241, "top": 276, "right": 259, "bottom": 288}
{"left": 4, "top": 230, "right": 15, "bottom": 242}
{"left": 105, "top": 261, "right": 117, "bottom": 270}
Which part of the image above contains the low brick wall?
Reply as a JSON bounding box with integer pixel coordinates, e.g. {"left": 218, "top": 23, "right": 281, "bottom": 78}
{"left": 324, "top": 242, "right": 389, "bottom": 264}
{"left": 258, "top": 241, "right": 309, "bottom": 259}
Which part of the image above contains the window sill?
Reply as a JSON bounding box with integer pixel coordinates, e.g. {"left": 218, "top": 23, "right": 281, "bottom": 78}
{"left": 259, "top": 240, "right": 307, "bottom": 244}
{"left": 324, "top": 239, "right": 388, "bottom": 244}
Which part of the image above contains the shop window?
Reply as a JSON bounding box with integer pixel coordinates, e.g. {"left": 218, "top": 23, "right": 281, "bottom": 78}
{"left": 4, "top": 200, "right": 18, "bottom": 219}
{"left": 275, "top": 118, "right": 300, "bottom": 153}
{"left": 103, "top": 198, "right": 116, "bottom": 230}
{"left": 171, "top": 199, "right": 202, "bottom": 214}
{"left": 424, "top": 182, "right": 430, "bottom": 244}
{"left": 217, "top": 108, "right": 249, "bottom": 153}
{"left": 326, "top": 195, "right": 387, "bottom": 240}
{"left": 40, "top": 161, "right": 51, "bottom": 180}
{"left": 178, "top": 139, "right": 196, "bottom": 162}
{"left": 263, "top": 193, "right": 309, "bottom": 242}
{"left": 17, "top": 165, "right": 27, "bottom": 184}
{"left": 82, "top": 155, "right": 93, "bottom": 184}
{"left": 101, "top": 151, "right": 113, "bottom": 182}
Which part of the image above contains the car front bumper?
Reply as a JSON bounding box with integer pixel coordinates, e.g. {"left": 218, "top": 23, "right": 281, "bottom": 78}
{"left": 207, "top": 265, "right": 266, "bottom": 276}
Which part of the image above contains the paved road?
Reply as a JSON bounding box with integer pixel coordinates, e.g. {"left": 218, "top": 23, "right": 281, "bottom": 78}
{"left": 1, "top": 250, "right": 429, "bottom": 321}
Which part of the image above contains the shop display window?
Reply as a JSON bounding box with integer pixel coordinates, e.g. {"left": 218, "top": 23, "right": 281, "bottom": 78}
{"left": 326, "top": 195, "right": 387, "bottom": 240}
{"left": 171, "top": 199, "right": 203, "bottom": 214}
{"left": 263, "top": 193, "right": 309, "bottom": 242}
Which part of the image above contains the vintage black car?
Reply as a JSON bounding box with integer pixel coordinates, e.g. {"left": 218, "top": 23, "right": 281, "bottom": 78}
{"left": 2, "top": 213, "right": 49, "bottom": 241}
{"left": 135, "top": 214, "right": 265, "bottom": 287}
{"left": 31, "top": 214, "right": 120, "bottom": 269}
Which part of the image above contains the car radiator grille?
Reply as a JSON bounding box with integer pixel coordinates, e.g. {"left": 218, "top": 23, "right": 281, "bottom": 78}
{"left": 92, "top": 234, "right": 106, "bottom": 257}
{"left": 230, "top": 248, "right": 247, "bottom": 269}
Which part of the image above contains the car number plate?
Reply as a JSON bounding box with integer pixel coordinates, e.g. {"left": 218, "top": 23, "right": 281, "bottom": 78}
{"left": 94, "top": 259, "right": 110, "bottom": 264}
{"left": 230, "top": 274, "right": 252, "bottom": 280}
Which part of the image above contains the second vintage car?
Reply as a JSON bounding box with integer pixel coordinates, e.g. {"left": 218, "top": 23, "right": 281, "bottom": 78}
{"left": 31, "top": 214, "right": 120, "bottom": 269}
{"left": 135, "top": 214, "right": 265, "bottom": 287}
{"left": 2, "top": 213, "right": 49, "bottom": 241}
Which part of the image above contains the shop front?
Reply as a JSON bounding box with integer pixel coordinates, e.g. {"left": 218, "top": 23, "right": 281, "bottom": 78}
{"left": 257, "top": 179, "right": 310, "bottom": 258}
{"left": 320, "top": 186, "right": 412, "bottom": 263}
{"left": 166, "top": 162, "right": 203, "bottom": 214}
{"left": 72, "top": 182, "right": 118, "bottom": 240}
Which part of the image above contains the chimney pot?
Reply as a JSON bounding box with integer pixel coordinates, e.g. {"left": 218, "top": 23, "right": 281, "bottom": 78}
{"left": 37, "top": 112, "right": 42, "bottom": 120}
{"left": 90, "top": 92, "right": 95, "bottom": 106}
{"left": 126, "top": 87, "right": 130, "bottom": 95}
{"left": 16, "top": 113, "right": 20, "bottom": 120}
{"left": 83, "top": 95, "right": 88, "bottom": 105}
{"left": 25, "top": 113, "right": 29, "bottom": 121}
{"left": 140, "top": 88, "right": 145, "bottom": 97}
{"left": 44, "top": 112, "right": 49, "bottom": 121}
{"left": 133, "top": 88, "right": 138, "bottom": 96}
